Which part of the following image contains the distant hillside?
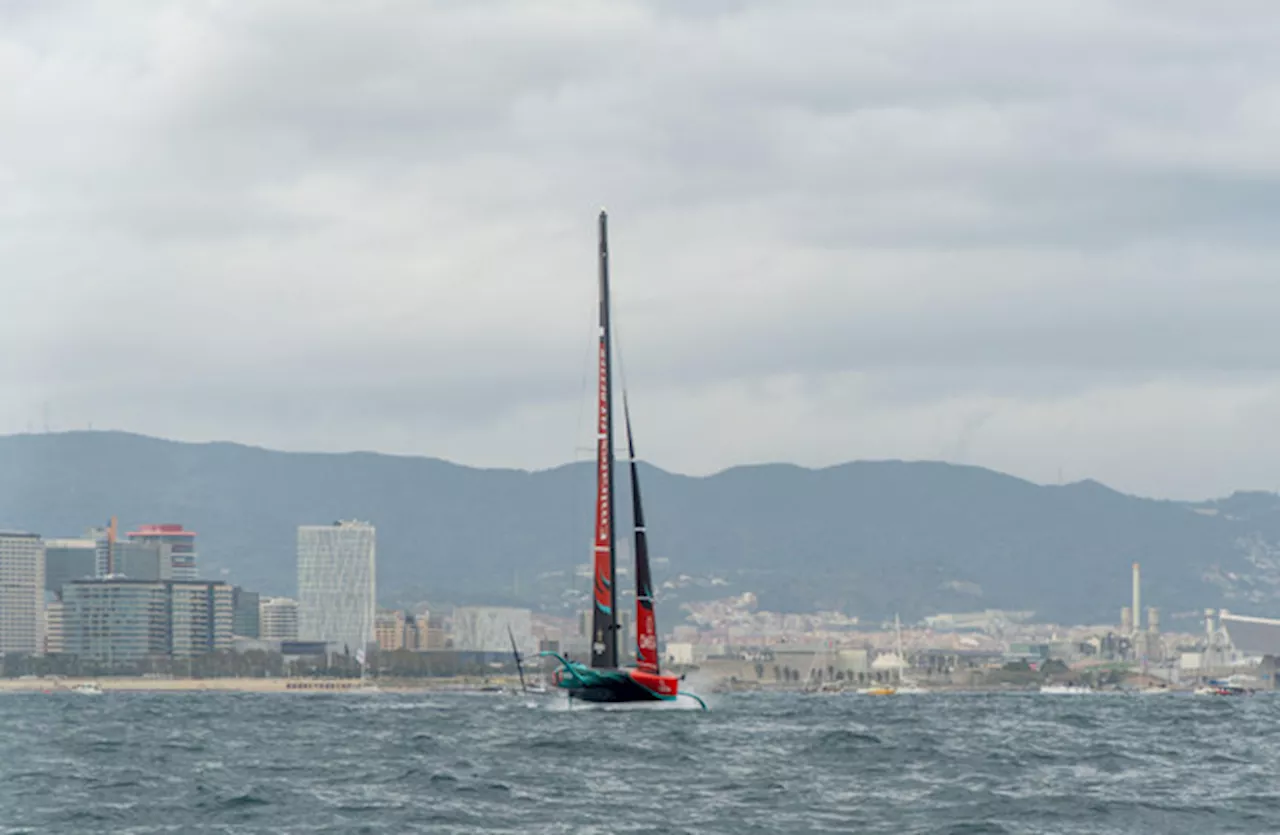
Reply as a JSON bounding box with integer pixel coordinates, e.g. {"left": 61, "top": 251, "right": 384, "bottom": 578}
{"left": 1, "top": 431, "right": 1278, "bottom": 626}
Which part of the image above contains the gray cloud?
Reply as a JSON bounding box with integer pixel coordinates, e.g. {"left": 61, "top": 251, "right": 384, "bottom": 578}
{"left": 2, "top": 1, "right": 1280, "bottom": 499}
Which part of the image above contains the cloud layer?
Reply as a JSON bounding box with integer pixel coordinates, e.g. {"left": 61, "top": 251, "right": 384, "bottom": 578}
{"left": 2, "top": 0, "right": 1279, "bottom": 498}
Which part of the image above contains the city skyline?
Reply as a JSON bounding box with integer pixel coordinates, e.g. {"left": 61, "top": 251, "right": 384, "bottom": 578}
{"left": 5, "top": 493, "right": 1275, "bottom": 700}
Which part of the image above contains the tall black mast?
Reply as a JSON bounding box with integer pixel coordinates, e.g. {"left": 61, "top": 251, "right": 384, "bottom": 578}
{"left": 590, "top": 209, "right": 619, "bottom": 669}
{"left": 602, "top": 209, "right": 618, "bottom": 668}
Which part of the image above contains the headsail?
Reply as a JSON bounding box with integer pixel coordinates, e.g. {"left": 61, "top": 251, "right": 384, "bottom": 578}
{"left": 590, "top": 210, "right": 618, "bottom": 669}
{"left": 624, "top": 396, "right": 660, "bottom": 674}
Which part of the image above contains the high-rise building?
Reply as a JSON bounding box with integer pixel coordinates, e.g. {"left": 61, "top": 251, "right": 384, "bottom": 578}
{"left": 169, "top": 582, "right": 234, "bottom": 659}
{"left": 61, "top": 579, "right": 233, "bottom": 666}
{"left": 375, "top": 609, "right": 407, "bottom": 651}
{"left": 111, "top": 540, "right": 170, "bottom": 581}
{"left": 86, "top": 518, "right": 117, "bottom": 577}
{"left": 407, "top": 611, "right": 447, "bottom": 649}
{"left": 297, "top": 521, "right": 376, "bottom": 656}
{"left": 43, "top": 538, "right": 97, "bottom": 599}
{"left": 44, "top": 599, "right": 65, "bottom": 654}
{"left": 259, "top": 597, "right": 299, "bottom": 641}
{"left": 0, "top": 532, "right": 44, "bottom": 654}
{"left": 403, "top": 610, "right": 431, "bottom": 650}
{"left": 232, "top": 587, "right": 260, "bottom": 638}
{"left": 128, "top": 524, "right": 198, "bottom": 580}
{"left": 62, "top": 580, "right": 168, "bottom": 665}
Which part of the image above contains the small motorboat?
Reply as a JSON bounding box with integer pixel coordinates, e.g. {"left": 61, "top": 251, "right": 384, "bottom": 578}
{"left": 71, "top": 682, "right": 104, "bottom": 695}
{"left": 1039, "top": 683, "right": 1093, "bottom": 694}
{"left": 893, "top": 682, "right": 927, "bottom": 694}
{"left": 1195, "top": 680, "right": 1250, "bottom": 696}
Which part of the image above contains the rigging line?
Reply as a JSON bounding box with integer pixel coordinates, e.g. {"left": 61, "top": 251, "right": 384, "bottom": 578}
{"left": 570, "top": 283, "right": 597, "bottom": 466}
{"left": 611, "top": 287, "right": 633, "bottom": 460}
{"left": 562, "top": 238, "right": 606, "bottom": 619}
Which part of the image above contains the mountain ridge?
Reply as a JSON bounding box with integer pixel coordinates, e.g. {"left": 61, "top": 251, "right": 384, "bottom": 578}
{"left": 2, "top": 430, "right": 1278, "bottom": 626}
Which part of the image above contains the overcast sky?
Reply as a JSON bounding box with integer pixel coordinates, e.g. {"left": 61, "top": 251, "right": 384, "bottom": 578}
{"left": 2, "top": 1, "right": 1279, "bottom": 500}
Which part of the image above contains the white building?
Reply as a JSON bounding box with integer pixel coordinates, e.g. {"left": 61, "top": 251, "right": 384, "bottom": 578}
{"left": 0, "top": 532, "right": 44, "bottom": 654}
{"left": 260, "top": 596, "right": 300, "bottom": 641}
{"left": 452, "top": 606, "right": 534, "bottom": 658}
{"left": 297, "top": 521, "right": 376, "bottom": 655}
{"left": 666, "top": 641, "right": 695, "bottom": 665}
{"left": 44, "top": 598, "right": 64, "bottom": 654}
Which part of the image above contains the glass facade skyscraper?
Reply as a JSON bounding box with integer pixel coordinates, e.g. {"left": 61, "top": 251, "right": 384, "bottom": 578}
{"left": 43, "top": 538, "right": 97, "bottom": 599}
{"left": 232, "top": 586, "right": 260, "bottom": 638}
{"left": 62, "top": 579, "right": 233, "bottom": 666}
{"left": 297, "top": 521, "right": 376, "bottom": 656}
{"left": 63, "top": 580, "right": 169, "bottom": 664}
{"left": 111, "top": 540, "right": 169, "bottom": 581}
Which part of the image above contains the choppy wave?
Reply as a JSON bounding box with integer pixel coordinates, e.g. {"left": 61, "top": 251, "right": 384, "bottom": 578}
{"left": 2, "top": 690, "right": 1279, "bottom": 833}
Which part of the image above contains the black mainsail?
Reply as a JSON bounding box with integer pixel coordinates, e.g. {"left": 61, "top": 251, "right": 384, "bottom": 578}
{"left": 625, "top": 398, "right": 660, "bottom": 673}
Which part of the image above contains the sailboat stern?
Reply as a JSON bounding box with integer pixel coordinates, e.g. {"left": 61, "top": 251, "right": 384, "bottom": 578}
{"left": 627, "top": 668, "right": 679, "bottom": 700}
{"left": 541, "top": 652, "right": 679, "bottom": 702}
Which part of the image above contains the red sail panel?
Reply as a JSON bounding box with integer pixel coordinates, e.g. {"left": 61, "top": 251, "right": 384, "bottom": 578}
{"left": 636, "top": 601, "right": 658, "bottom": 672}
{"left": 590, "top": 334, "right": 614, "bottom": 666}
{"left": 592, "top": 339, "right": 612, "bottom": 610}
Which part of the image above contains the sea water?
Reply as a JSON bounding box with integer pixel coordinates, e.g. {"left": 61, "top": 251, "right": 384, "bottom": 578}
{"left": 2, "top": 690, "right": 1277, "bottom": 834}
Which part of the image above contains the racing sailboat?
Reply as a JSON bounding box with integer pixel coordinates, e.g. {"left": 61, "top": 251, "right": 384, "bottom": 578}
{"left": 540, "top": 211, "right": 705, "bottom": 710}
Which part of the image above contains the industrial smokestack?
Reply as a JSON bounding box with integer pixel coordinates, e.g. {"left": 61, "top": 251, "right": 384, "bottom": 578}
{"left": 1132, "top": 562, "right": 1141, "bottom": 634}
{"left": 1205, "top": 609, "right": 1217, "bottom": 667}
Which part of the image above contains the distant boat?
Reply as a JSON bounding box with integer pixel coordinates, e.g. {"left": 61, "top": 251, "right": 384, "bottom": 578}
{"left": 802, "top": 641, "right": 842, "bottom": 694}
{"left": 891, "top": 614, "right": 926, "bottom": 694}
{"left": 505, "top": 627, "right": 552, "bottom": 698}
{"left": 70, "top": 682, "right": 103, "bottom": 695}
{"left": 858, "top": 614, "right": 926, "bottom": 695}
{"left": 1195, "top": 680, "right": 1250, "bottom": 696}
{"left": 1039, "top": 683, "right": 1093, "bottom": 694}
{"left": 539, "top": 211, "right": 706, "bottom": 710}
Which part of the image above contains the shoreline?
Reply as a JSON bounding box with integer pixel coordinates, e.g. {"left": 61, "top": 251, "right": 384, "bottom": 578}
{"left": 0, "top": 676, "right": 1200, "bottom": 695}
{"left": 0, "top": 676, "right": 522, "bottom": 693}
